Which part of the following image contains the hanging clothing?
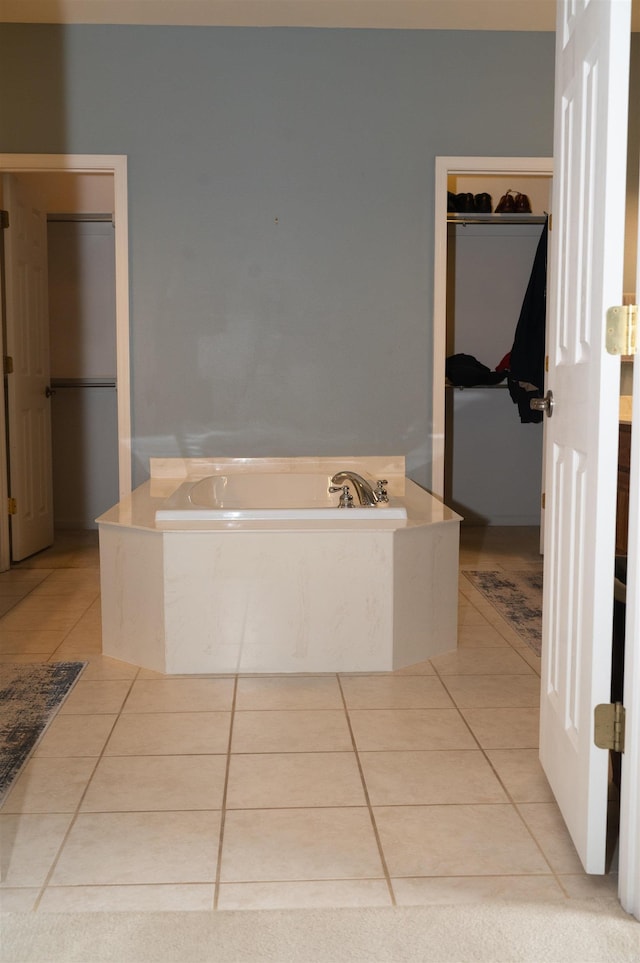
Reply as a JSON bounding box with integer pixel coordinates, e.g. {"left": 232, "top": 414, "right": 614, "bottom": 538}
{"left": 508, "top": 219, "right": 548, "bottom": 423}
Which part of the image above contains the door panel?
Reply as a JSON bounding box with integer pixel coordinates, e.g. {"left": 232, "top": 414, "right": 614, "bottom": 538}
{"left": 540, "top": 0, "right": 631, "bottom": 873}
{"left": 3, "top": 175, "right": 54, "bottom": 560}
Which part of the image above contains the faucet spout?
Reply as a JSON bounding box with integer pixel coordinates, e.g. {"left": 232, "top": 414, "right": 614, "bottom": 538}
{"left": 330, "top": 471, "right": 379, "bottom": 507}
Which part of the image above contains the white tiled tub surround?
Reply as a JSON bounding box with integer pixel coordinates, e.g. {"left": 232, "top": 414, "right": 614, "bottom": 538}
{"left": 97, "top": 457, "right": 461, "bottom": 674}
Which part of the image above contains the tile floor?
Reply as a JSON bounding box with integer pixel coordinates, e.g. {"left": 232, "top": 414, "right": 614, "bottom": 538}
{"left": 0, "top": 527, "right": 620, "bottom": 912}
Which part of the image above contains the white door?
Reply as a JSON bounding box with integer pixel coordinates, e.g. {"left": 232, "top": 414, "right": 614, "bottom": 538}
{"left": 540, "top": 0, "right": 631, "bottom": 874}
{"left": 3, "top": 174, "right": 54, "bottom": 560}
{"left": 618, "top": 165, "right": 640, "bottom": 917}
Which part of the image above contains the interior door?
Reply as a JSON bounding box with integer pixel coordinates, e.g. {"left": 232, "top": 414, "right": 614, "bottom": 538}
{"left": 618, "top": 162, "right": 640, "bottom": 918}
{"left": 539, "top": 0, "right": 631, "bottom": 873}
{"left": 3, "top": 174, "right": 54, "bottom": 560}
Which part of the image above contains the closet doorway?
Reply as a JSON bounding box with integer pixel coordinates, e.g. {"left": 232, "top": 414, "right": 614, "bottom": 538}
{"left": 431, "top": 158, "right": 553, "bottom": 535}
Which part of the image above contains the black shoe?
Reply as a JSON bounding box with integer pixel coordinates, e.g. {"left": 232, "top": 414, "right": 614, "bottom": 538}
{"left": 474, "top": 192, "right": 492, "bottom": 213}
{"left": 495, "top": 190, "right": 516, "bottom": 213}
{"left": 514, "top": 192, "right": 532, "bottom": 213}
{"left": 455, "top": 192, "right": 476, "bottom": 213}
{"left": 447, "top": 191, "right": 457, "bottom": 213}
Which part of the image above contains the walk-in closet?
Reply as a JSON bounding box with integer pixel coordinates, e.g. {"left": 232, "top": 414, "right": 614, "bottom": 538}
{"left": 444, "top": 174, "right": 552, "bottom": 526}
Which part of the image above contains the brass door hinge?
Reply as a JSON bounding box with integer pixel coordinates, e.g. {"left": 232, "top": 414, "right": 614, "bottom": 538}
{"left": 541, "top": 492, "right": 546, "bottom": 510}
{"left": 606, "top": 305, "right": 637, "bottom": 357}
{"left": 7, "top": 497, "right": 17, "bottom": 515}
{"left": 594, "top": 702, "right": 625, "bottom": 753}
{"left": 0, "top": 210, "right": 8, "bottom": 230}
{"left": 3, "top": 356, "right": 13, "bottom": 375}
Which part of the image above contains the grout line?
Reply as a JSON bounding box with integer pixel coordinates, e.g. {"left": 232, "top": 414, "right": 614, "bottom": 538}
{"left": 32, "top": 674, "right": 135, "bottom": 911}
{"left": 213, "top": 675, "right": 239, "bottom": 911}
{"left": 336, "top": 674, "right": 396, "bottom": 908}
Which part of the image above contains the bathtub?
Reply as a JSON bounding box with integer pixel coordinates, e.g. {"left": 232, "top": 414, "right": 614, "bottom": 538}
{"left": 155, "top": 472, "right": 408, "bottom": 523}
{"left": 98, "top": 457, "right": 461, "bottom": 674}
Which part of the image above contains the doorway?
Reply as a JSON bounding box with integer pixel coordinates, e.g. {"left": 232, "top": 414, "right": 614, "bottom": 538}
{"left": 432, "top": 157, "right": 554, "bottom": 511}
{"left": 0, "top": 154, "right": 131, "bottom": 571}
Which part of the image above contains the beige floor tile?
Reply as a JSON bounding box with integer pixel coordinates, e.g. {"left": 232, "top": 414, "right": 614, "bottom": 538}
{"left": 349, "top": 709, "right": 476, "bottom": 751}
{"left": 34, "top": 714, "right": 117, "bottom": 758}
{"left": 53, "top": 639, "right": 103, "bottom": 659}
{"left": 359, "top": 750, "right": 507, "bottom": 806}
{"left": 217, "top": 879, "right": 391, "bottom": 910}
{"left": 80, "top": 755, "right": 227, "bottom": 811}
{"left": 461, "top": 708, "right": 540, "bottom": 749}
{"left": 485, "top": 749, "right": 555, "bottom": 803}
{"left": 0, "top": 598, "right": 20, "bottom": 618}
{"left": 58, "top": 680, "right": 132, "bottom": 715}
{"left": 105, "top": 712, "right": 231, "bottom": 756}
{"left": 0, "top": 813, "right": 73, "bottom": 887}
{"left": 0, "top": 653, "right": 53, "bottom": 664}
{"left": 123, "top": 677, "right": 234, "bottom": 713}
{"left": 0, "top": 570, "right": 51, "bottom": 588}
{"left": 38, "top": 883, "right": 216, "bottom": 912}
{"left": 431, "top": 648, "right": 534, "bottom": 676}
{"left": 517, "top": 802, "right": 584, "bottom": 874}
{"left": 389, "top": 660, "right": 436, "bottom": 676}
{"left": 559, "top": 872, "right": 620, "bottom": 900}
{"left": 514, "top": 646, "right": 543, "bottom": 674}
{"left": 374, "top": 804, "right": 549, "bottom": 877}
{"left": 232, "top": 710, "right": 352, "bottom": 753}
{"left": 392, "top": 874, "right": 564, "bottom": 905}
{"left": 457, "top": 624, "right": 511, "bottom": 648}
{"left": 340, "top": 675, "right": 453, "bottom": 709}
{"left": 226, "top": 752, "right": 365, "bottom": 809}
{"left": 444, "top": 674, "right": 540, "bottom": 708}
{"left": 30, "top": 571, "right": 100, "bottom": 594}
{"left": 0, "top": 629, "right": 68, "bottom": 654}
{"left": 235, "top": 675, "right": 343, "bottom": 710}
{"left": 220, "top": 808, "right": 383, "bottom": 882}
{"left": 0, "top": 598, "right": 92, "bottom": 631}
{"left": 1, "top": 757, "right": 97, "bottom": 813}
{"left": 50, "top": 811, "right": 221, "bottom": 885}
{"left": 0, "top": 888, "right": 40, "bottom": 911}
{"left": 79, "top": 657, "right": 140, "bottom": 681}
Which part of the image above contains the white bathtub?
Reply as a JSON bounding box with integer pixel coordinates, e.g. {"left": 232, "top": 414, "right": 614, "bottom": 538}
{"left": 98, "top": 457, "right": 461, "bottom": 674}
{"left": 155, "top": 471, "right": 408, "bottom": 522}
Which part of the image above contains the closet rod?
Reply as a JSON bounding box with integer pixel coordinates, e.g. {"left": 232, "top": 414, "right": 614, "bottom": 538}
{"left": 47, "top": 213, "right": 114, "bottom": 224}
{"left": 447, "top": 214, "right": 548, "bottom": 226}
{"left": 51, "top": 378, "right": 116, "bottom": 389}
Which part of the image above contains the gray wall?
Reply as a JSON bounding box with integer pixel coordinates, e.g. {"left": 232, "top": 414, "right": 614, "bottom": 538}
{"left": 0, "top": 25, "right": 555, "bottom": 488}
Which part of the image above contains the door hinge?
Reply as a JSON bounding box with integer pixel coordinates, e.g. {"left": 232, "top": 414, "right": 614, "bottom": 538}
{"left": 606, "top": 304, "right": 637, "bottom": 357}
{"left": 7, "top": 497, "right": 17, "bottom": 516}
{"left": 541, "top": 492, "right": 546, "bottom": 510}
{"left": 3, "top": 356, "right": 13, "bottom": 375}
{"left": 594, "top": 702, "right": 626, "bottom": 753}
{"left": 0, "top": 210, "right": 8, "bottom": 230}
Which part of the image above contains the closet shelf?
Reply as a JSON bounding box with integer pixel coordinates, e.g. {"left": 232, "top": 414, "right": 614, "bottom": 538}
{"left": 446, "top": 383, "right": 510, "bottom": 390}
{"left": 447, "top": 213, "right": 547, "bottom": 226}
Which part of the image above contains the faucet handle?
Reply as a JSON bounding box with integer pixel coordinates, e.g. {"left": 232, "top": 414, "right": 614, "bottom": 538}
{"left": 329, "top": 484, "right": 354, "bottom": 508}
{"left": 375, "top": 480, "right": 389, "bottom": 503}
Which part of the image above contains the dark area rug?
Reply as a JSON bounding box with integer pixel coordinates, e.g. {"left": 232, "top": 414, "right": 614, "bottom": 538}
{"left": 0, "top": 661, "right": 86, "bottom": 804}
{"left": 463, "top": 570, "right": 543, "bottom": 656}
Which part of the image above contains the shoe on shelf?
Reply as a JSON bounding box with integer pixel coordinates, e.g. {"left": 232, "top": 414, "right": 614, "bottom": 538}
{"left": 514, "top": 192, "right": 532, "bottom": 213}
{"left": 495, "top": 190, "right": 516, "bottom": 213}
{"left": 455, "top": 192, "right": 476, "bottom": 213}
{"left": 474, "top": 192, "right": 492, "bottom": 213}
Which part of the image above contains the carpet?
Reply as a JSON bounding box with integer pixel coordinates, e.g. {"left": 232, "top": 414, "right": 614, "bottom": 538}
{"left": 0, "top": 661, "right": 86, "bottom": 805}
{"left": 2, "top": 901, "right": 638, "bottom": 963}
{"left": 463, "top": 570, "right": 543, "bottom": 656}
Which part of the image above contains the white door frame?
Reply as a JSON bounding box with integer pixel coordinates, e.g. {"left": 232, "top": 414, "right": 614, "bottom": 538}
{"left": 0, "top": 153, "right": 131, "bottom": 569}
{"left": 431, "top": 156, "right": 553, "bottom": 498}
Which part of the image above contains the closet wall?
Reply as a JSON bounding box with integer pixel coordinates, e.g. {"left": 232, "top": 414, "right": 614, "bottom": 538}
{"left": 445, "top": 175, "right": 552, "bottom": 526}
{"left": 47, "top": 218, "right": 118, "bottom": 529}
